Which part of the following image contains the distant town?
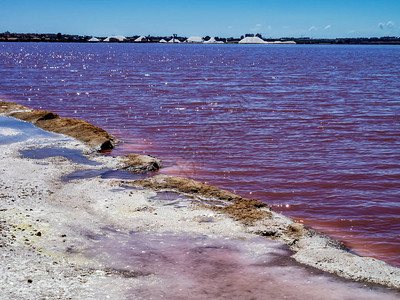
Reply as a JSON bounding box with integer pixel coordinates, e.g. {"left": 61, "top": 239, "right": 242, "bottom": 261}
{"left": 1, "top": 31, "right": 400, "bottom": 44}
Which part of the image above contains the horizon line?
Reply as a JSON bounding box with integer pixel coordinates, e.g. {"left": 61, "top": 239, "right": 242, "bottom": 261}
{"left": 2, "top": 31, "right": 400, "bottom": 41}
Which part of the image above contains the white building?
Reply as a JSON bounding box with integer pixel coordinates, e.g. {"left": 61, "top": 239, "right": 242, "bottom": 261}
{"left": 159, "top": 39, "right": 168, "bottom": 43}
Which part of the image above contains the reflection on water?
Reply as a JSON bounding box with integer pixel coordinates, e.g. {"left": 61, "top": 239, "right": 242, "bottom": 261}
{"left": 20, "top": 146, "right": 100, "bottom": 165}
{"left": 84, "top": 231, "right": 398, "bottom": 299}
{"left": 62, "top": 168, "right": 149, "bottom": 181}
{"left": 0, "top": 115, "right": 63, "bottom": 144}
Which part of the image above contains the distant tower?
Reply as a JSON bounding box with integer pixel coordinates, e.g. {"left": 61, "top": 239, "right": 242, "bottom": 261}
{"left": 173, "top": 33, "right": 177, "bottom": 43}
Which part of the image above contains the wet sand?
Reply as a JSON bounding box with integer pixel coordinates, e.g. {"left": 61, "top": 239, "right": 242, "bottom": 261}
{"left": 0, "top": 108, "right": 399, "bottom": 298}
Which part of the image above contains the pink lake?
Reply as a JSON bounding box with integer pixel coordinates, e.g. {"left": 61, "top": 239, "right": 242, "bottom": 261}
{"left": 1, "top": 42, "right": 399, "bottom": 267}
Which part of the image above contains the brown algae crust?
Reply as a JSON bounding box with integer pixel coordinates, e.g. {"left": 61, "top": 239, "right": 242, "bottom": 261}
{"left": 120, "top": 153, "right": 162, "bottom": 172}
{"left": 35, "top": 118, "right": 116, "bottom": 150}
{"left": 0, "top": 100, "right": 31, "bottom": 113}
{"left": 124, "top": 174, "right": 271, "bottom": 225}
{"left": 8, "top": 110, "right": 59, "bottom": 123}
{"left": 130, "top": 174, "right": 256, "bottom": 202}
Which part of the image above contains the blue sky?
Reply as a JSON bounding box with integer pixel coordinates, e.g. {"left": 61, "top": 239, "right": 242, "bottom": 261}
{"left": 1, "top": 0, "right": 399, "bottom": 38}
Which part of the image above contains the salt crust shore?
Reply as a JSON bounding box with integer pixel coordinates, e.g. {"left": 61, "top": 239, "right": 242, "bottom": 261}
{"left": 0, "top": 103, "right": 400, "bottom": 298}
{"left": 0, "top": 101, "right": 117, "bottom": 151}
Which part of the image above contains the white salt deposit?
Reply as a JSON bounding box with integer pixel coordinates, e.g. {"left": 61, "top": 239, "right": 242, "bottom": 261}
{"left": 104, "top": 35, "right": 126, "bottom": 42}
{"left": 134, "top": 36, "right": 147, "bottom": 42}
{"left": 185, "top": 36, "right": 204, "bottom": 43}
{"left": 238, "top": 36, "right": 266, "bottom": 44}
{"left": 0, "top": 127, "right": 21, "bottom": 136}
{"left": 88, "top": 37, "right": 100, "bottom": 42}
{"left": 265, "top": 40, "right": 296, "bottom": 44}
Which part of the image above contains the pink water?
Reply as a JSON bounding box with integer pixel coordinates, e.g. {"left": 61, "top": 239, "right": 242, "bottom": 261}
{"left": 84, "top": 230, "right": 398, "bottom": 299}
{"left": 1, "top": 42, "right": 399, "bottom": 267}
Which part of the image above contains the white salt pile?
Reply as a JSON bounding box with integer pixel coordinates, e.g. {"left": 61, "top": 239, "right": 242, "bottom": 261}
{"left": 238, "top": 36, "right": 266, "bottom": 44}
{"left": 104, "top": 35, "right": 126, "bottom": 42}
{"left": 185, "top": 36, "right": 204, "bottom": 43}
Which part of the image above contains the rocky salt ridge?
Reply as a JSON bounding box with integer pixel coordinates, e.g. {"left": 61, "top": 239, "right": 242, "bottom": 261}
{"left": 0, "top": 101, "right": 400, "bottom": 298}
{"left": 0, "top": 100, "right": 161, "bottom": 171}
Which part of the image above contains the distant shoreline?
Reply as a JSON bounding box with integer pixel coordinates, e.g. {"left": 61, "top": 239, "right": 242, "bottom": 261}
{"left": 1, "top": 32, "right": 400, "bottom": 45}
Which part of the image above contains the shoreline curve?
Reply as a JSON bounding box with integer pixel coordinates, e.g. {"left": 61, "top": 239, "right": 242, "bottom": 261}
{"left": 1, "top": 100, "right": 399, "bottom": 290}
